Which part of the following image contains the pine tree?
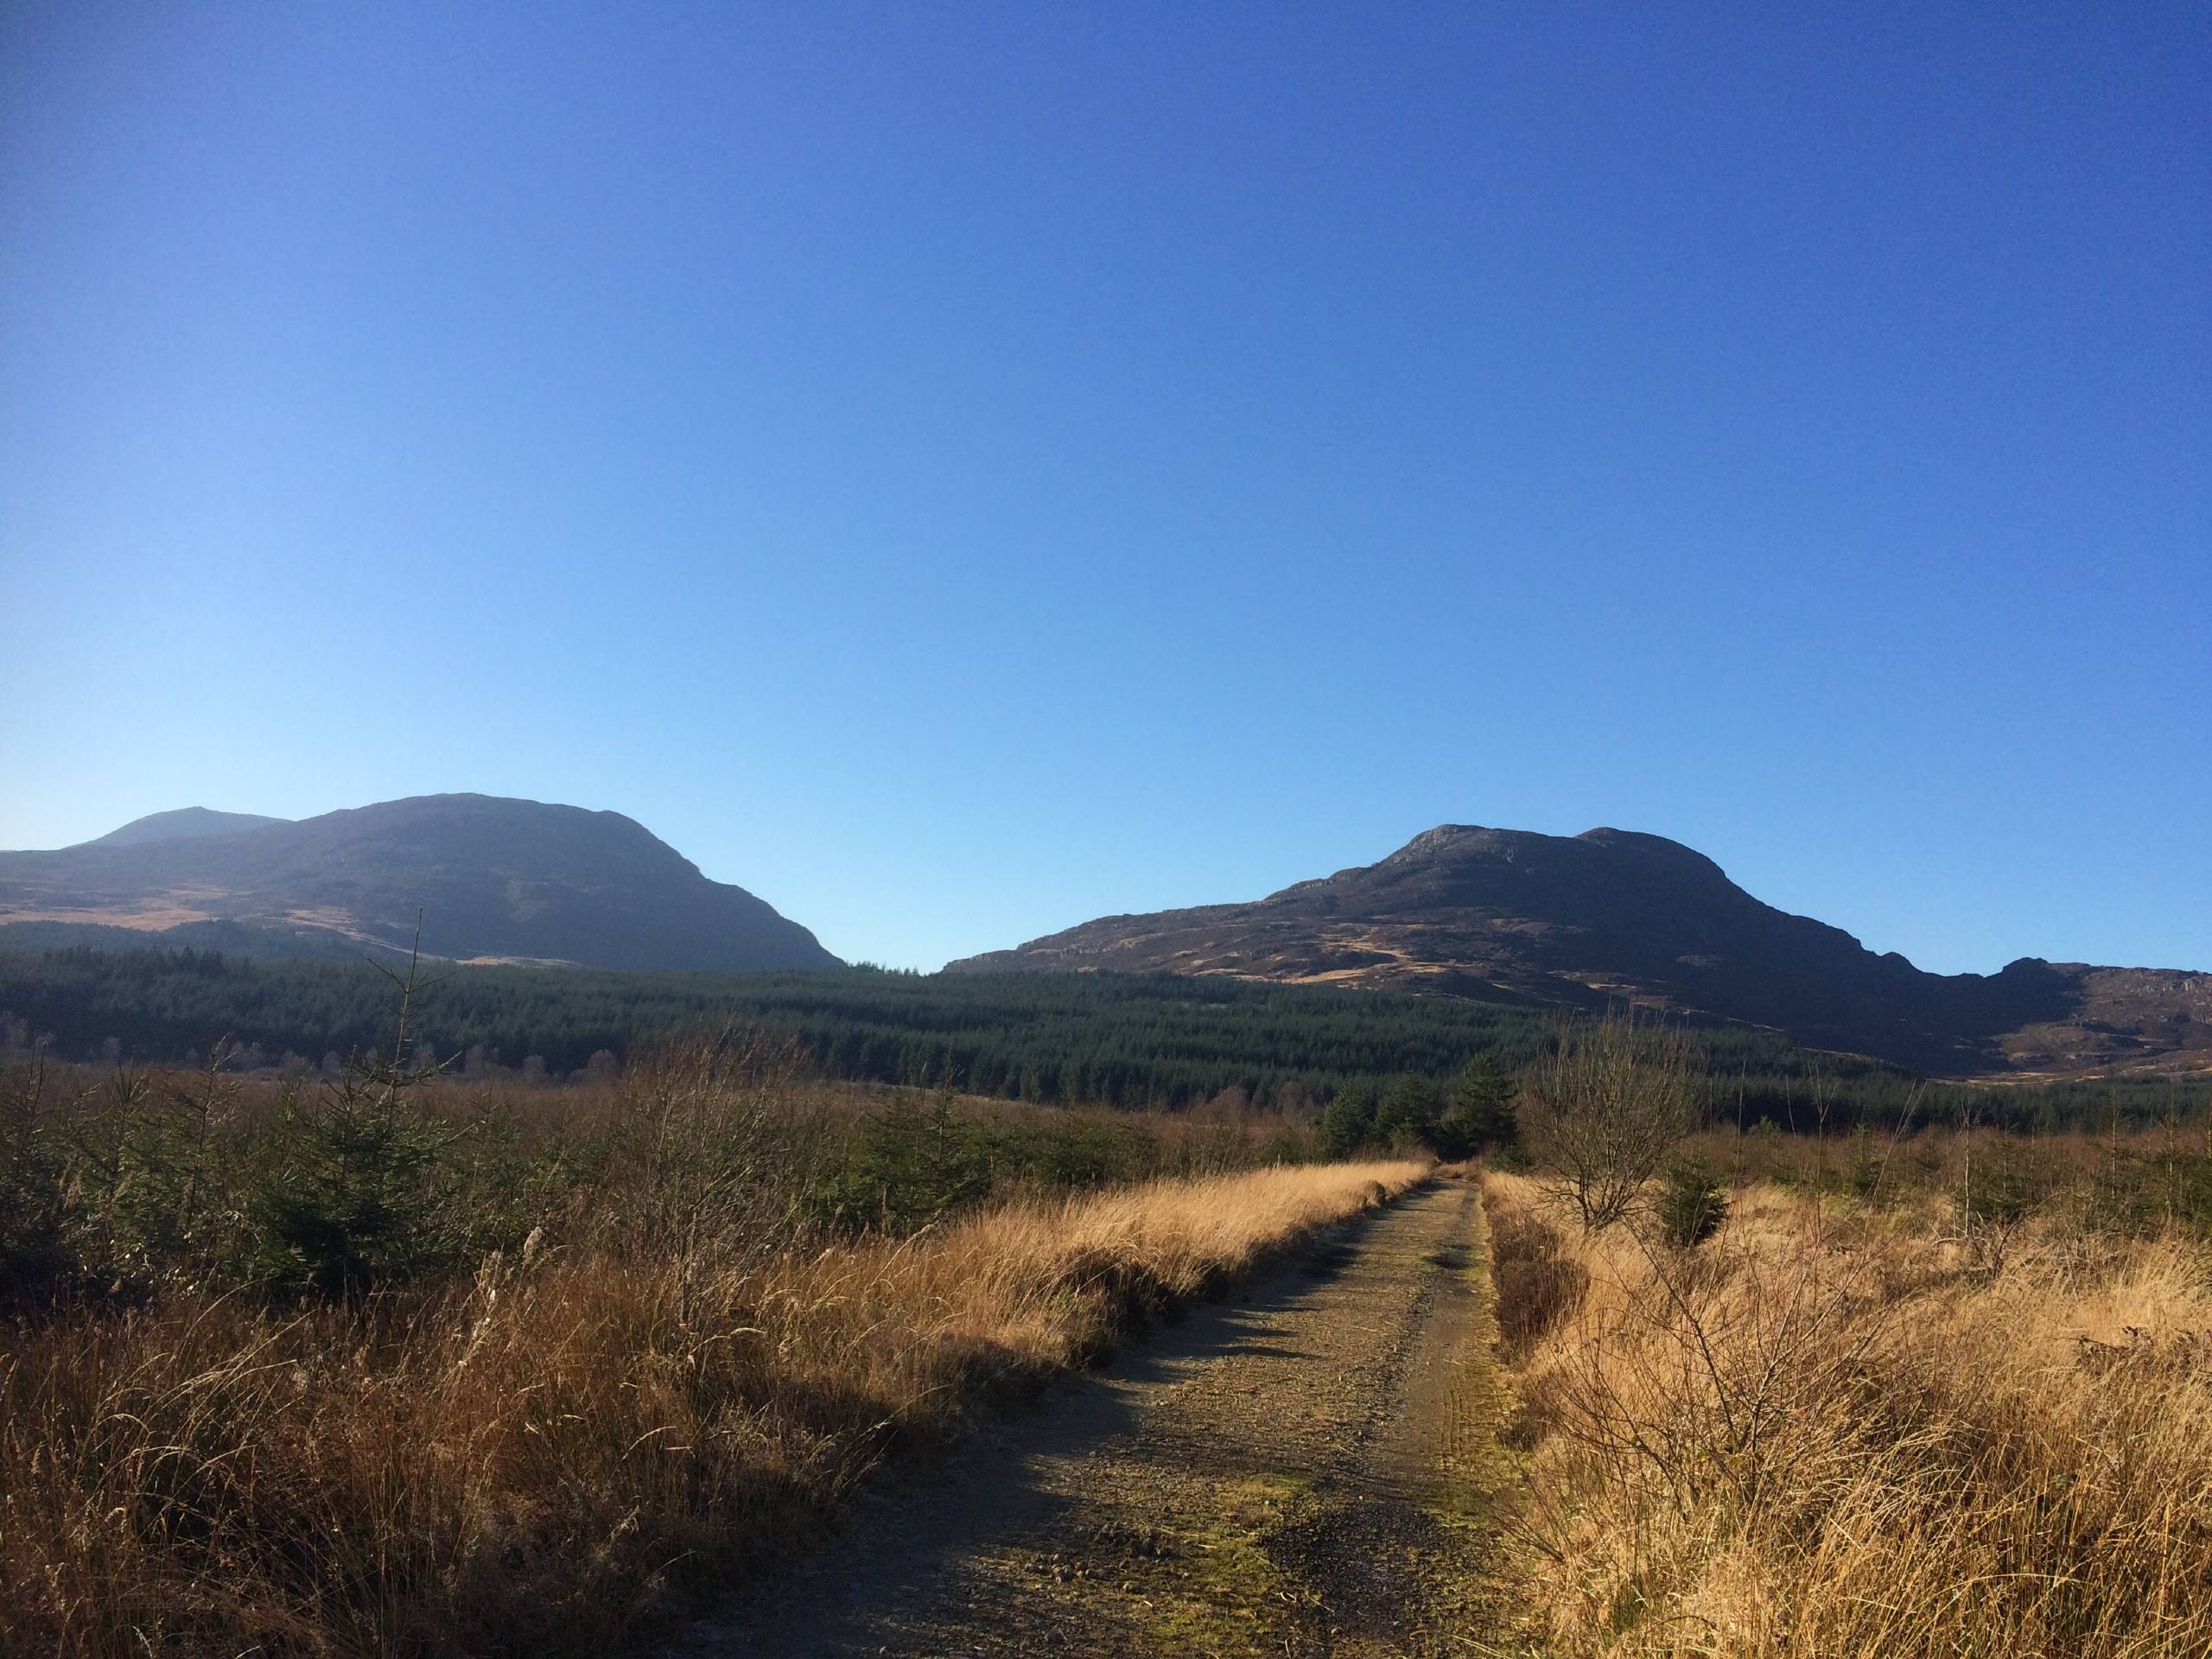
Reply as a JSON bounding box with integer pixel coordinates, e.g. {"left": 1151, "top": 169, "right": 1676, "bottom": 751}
{"left": 1446, "top": 1053, "right": 1517, "bottom": 1150}
{"left": 247, "top": 930, "right": 460, "bottom": 1298}
{"left": 1322, "top": 1085, "right": 1377, "bottom": 1159}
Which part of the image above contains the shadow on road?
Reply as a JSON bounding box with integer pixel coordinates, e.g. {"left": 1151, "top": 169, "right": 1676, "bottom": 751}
{"left": 676, "top": 1196, "right": 1417, "bottom": 1658}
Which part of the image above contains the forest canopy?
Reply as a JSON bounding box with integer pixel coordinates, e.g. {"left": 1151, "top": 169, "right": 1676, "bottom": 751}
{"left": 1, "top": 945, "right": 2202, "bottom": 1130}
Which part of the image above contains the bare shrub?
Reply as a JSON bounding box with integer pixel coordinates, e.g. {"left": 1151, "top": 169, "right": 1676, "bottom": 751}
{"left": 1491, "top": 1169, "right": 2212, "bottom": 1656}
{"left": 1516, "top": 1017, "right": 1700, "bottom": 1231}
{"left": 1541, "top": 1208, "right": 1892, "bottom": 1527}
{"left": 598, "top": 1026, "right": 811, "bottom": 1261}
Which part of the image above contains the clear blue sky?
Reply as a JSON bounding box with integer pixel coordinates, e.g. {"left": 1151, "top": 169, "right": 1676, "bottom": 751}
{"left": 3, "top": 3, "right": 2206, "bottom": 974}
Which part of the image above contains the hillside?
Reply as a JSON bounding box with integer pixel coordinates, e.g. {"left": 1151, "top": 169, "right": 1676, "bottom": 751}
{"left": 84, "top": 807, "right": 289, "bottom": 847}
{"left": 0, "top": 794, "right": 838, "bottom": 971}
{"left": 948, "top": 824, "right": 2211, "bottom": 1077}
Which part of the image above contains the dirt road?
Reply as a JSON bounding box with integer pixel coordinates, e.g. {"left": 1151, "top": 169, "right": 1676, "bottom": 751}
{"left": 678, "top": 1179, "right": 1517, "bottom": 1658}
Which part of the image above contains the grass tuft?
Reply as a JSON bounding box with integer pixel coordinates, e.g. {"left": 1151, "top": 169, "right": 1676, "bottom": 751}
{"left": 0, "top": 1041, "right": 1422, "bottom": 1658}
{"left": 1484, "top": 1169, "right": 2212, "bottom": 1656}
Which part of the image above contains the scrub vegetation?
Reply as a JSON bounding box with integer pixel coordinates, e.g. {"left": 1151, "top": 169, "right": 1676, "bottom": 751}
{"left": 1484, "top": 1050, "right": 2212, "bottom": 1657}
{"left": 11, "top": 964, "right": 2212, "bottom": 1656}
{"left": 0, "top": 999, "right": 1423, "bottom": 1658}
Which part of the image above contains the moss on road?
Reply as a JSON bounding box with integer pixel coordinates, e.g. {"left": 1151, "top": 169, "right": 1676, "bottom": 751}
{"left": 682, "top": 1179, "right": 1528, "bottom": 1658}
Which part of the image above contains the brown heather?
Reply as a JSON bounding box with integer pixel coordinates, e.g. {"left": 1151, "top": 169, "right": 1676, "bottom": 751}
{"left": 0, "top": 1048, "right": 1423, "bottom": 1657}
{"left": 1483, "top": 1168, "right": 2212, "bottom": 1657}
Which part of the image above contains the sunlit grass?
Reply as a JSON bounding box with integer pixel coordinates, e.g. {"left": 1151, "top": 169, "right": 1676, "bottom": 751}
{"left": 3, "top": 1143, "right": 1423, "bottom": 1657}
{"left": 1485, "top": 1170, "right": 2212, "bottom": 1656}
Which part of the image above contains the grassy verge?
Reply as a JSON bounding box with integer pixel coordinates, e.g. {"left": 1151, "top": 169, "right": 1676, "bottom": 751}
{"left": 1, "top": 1036, "right": 1422, "bottom": 1658}
{"left": 1481, "top": 1169, "right": 2212, "bottom": 1656}
{"left": 1435, "top": 1180, "right": 1520, "bottom": 1528}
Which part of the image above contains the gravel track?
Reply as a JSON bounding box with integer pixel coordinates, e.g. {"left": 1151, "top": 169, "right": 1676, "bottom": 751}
{"left": 677, "top": 1178, "right": 1515, "bottom": 1658}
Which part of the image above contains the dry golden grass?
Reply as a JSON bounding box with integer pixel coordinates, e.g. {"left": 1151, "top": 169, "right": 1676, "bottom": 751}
{"left": 3, "top": 1159, "right": 1425, "bottom": 1658}
{"left": 1484, "top": 1170, "right": 2212, "bottom": 1657}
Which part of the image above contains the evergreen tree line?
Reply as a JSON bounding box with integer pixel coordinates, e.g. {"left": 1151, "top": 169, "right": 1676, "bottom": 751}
{"left": 0, "top": 945, "right": 2203, "bottom": 1129}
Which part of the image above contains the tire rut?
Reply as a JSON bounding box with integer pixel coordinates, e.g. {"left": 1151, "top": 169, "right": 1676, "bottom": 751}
{"left": 675, "top": 1179, "right": 1514, "bottom": 1658}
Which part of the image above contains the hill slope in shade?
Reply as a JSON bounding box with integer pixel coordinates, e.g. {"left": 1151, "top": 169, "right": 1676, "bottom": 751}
{"left": 948, "top": 824, "right": 2210, "bottom": 1077}
{"left": 0, "top": 793, "right": 839, "bottom": 972}
{"left": 84, "top": 807, "right": 289, "bottom": 847}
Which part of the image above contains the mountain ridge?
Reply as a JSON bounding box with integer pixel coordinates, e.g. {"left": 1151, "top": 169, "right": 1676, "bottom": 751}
{"left": 83, "top": 806, "right": 290, "bottom": 847}
{"left": 0, "top": 793, "right": 838, "bottom": 972}
{"left": 948, "top": 823, "right": 2209, "bottom": 1078}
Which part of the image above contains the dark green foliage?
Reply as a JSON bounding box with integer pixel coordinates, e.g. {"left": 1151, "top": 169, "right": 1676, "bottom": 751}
{"left": 247, "top": 949, "right": 470, "bottom": 1299}
{"left": 1955, "top": 1135, "right": 2050, "bottom": 1243}
{"left": 2158, "top": 1151, "right": 2212, "bottom": 1234}
{"left": 1948, "top": 1134, "right": 2052, "bottom": 1273}
{"left": 811, "top": 1090, "right": 993, "bottom": 1233}
{"left": 2075, "top": 1114, "right": 2212, "bottom": 1237}
{"left": 3, "top": 946, "right": 2208, "bottom": 1128}
{"left": 1658, "top": 1158, "right": 1730, "bottom": 1249}
{"left": 0, "top": 1058, "right": 67, "bottom": 1300}
{"left": 0, "top": 1048, "right": 474, "bottom": 1304}
{"left": 1374, "top": 1074, "right": 1440, "bottom": 1150}
{"left": 1446, "top": 1053, "right": 1518, "bottom": 1154}
{"left": 0, "top": 1037, "right": 1325, "bottom": 1312}
{"left": 0, "top": 950, "right": 1567, "bottom": 1109}
{"left": 801, "top": 1085, "right": 1315, "bottom": 1237}
{"left": 59, "top": 1061, "right": 246, "bottom": 1294}
{"left": 1961, "top": 1156, "right": 2037, "bottom": 1233}
{"left": 248, "top": 1077, "right": 460, "bottom": 1297}
{"left": 1322, "top": 1084, "right": 1377, "bottom": 1158}
{"left": 979, "top": 1109, "right": 1163, "bottom": 1192}
{"left": 1425, "top": 1112, "right": 1474, "bottom": 1164}
{"left": 1847, "top": 1125, "right": 1887, "bottom": 1202}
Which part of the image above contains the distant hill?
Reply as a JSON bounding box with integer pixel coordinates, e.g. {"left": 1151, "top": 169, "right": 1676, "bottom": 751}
{"left": 82, "top": 807, "right": 289, "bottom": 847}
{"left": 948, "top": 824, "right": 2211, "bottom": 1078}
{"left": 0, "top": 794, "right": 839, "bottom": 972}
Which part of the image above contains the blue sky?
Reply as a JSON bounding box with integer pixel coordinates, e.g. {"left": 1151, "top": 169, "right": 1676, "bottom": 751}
{"left": 3, "top": 3, "right": 2206, "bottom": 974}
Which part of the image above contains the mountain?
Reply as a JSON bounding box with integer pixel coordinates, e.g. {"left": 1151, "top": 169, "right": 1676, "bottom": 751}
{"left": 0, "top": 794, "right": 839, "bottom": 972}
{"left": 84, "top": 807, "right": 290, "bottom": 847}
{"left": 948, "top": 824, "right": 2210, "bottom": 1077}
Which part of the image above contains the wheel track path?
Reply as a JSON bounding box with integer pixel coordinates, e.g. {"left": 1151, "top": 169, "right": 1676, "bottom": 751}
{"left": 676, "top": 1179, "right": 1518, "bottom": 1658}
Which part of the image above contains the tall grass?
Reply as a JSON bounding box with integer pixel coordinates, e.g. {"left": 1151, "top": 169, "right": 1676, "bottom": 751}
{"left": 1485, "top": 1170, "right": 2212, "bottom": 1656}
{"left": 0, "top": 1039, "right": 1422, "bottom": 1656}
